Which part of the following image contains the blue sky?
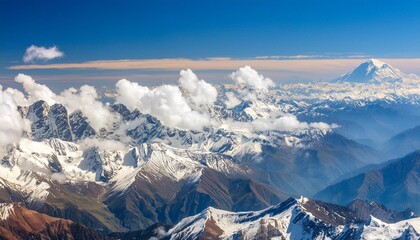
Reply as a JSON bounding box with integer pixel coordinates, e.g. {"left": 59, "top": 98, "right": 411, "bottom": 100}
{"left": 1, "top": 0, "right": 420, "bottom": 90}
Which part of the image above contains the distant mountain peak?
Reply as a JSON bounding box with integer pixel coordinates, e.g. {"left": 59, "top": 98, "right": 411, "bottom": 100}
{"left": 367, "top": 58, "right": 386, "bottom": 68}
{"left": 333, "top": 58, "right": 416, "bottom": 83}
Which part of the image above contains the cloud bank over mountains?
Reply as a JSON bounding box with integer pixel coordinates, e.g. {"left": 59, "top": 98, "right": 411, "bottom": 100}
{"left": 3, "top": 59, "right": 419, "bottom": 155}
{"left": 14, "top": 74, "right": 115, "bottom": 131}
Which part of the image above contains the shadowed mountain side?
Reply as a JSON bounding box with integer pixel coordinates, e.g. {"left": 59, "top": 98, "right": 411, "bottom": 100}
{"left": 315, "top": 151, "right": 420, "bottom": 213}
{"left": 383, "top": 125, "right": 420, "bottom": 158}
{"left": 256, "top": 132, "right": 382, "bottom": 196}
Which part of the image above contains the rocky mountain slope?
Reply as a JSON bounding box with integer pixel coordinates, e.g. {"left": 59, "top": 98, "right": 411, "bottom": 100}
{"left": 0, "top": 203, "right": 108, "bottom": 240}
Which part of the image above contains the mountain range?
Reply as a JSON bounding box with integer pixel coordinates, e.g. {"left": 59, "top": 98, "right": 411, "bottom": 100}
{"left": 0, "top": 197, "right": 417, "bottom": 240}
{"left": 0, "top": 59, "right": 419, "bottom": 239}
{"left": 0, "top": 98, "right": 387, "bottom": 231}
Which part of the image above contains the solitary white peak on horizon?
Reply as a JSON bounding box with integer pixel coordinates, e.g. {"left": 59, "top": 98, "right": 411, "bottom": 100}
{"left": 333, "top": 58, "right": 419, "bottom": 83}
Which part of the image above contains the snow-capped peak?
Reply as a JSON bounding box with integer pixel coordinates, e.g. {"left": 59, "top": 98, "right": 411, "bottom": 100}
{"left": 333, "top": 58, "right": 416, "bottom": 83}
{"left": 368, "top": 58, "right": 386, "bottom": 68}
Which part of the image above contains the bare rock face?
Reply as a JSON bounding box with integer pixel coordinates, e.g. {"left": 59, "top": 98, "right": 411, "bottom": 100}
{"left": 0, "top": 203, "right": 110, "bottom": 240}
{"left": 24, "top": 100, "right": 95, "bottom": 141}
{"left": 69, "top": 110, "right": 96, "bottom": 140}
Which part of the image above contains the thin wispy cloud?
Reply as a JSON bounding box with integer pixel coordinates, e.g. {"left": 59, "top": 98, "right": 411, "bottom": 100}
{"left": 10, "top": 58, "right": 365, "bottom": 71}
{"left": 23, "top": 45, "right": 64, "bottom": 63}
{"left": 9, "top": 58, "right": 420, "bottom": 76}
{"left": 255, "top": 55, "right": 325, "bottom": 60}
{"left": 255, "top": 53, "right": 372, "bottom": 60}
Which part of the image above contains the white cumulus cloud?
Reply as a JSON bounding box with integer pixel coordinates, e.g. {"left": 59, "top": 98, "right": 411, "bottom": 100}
{"left": 14, "top": 73, "right": 56, "bottom": 105}
{"left": 115, "top": 79, "right": 211, "bottom": 130}
{"left": 0, "top": 86, "right": 30, "bottom": 155}
{"left": 178, "top": 69, "right": 218, "bottom": 106}
{"left": 23, "top": 45, "right": 64, "bottom": 63}
{"left": 230, "top": 65, "right": 275, "bottom": 90}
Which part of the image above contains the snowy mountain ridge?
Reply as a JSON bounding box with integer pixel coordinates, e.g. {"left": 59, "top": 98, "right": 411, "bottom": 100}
{"left": 164, "top": 197, "right": 419, "bottom": 240}
{"left": 0, "top": 137, "right": 254, "bottom": 199}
